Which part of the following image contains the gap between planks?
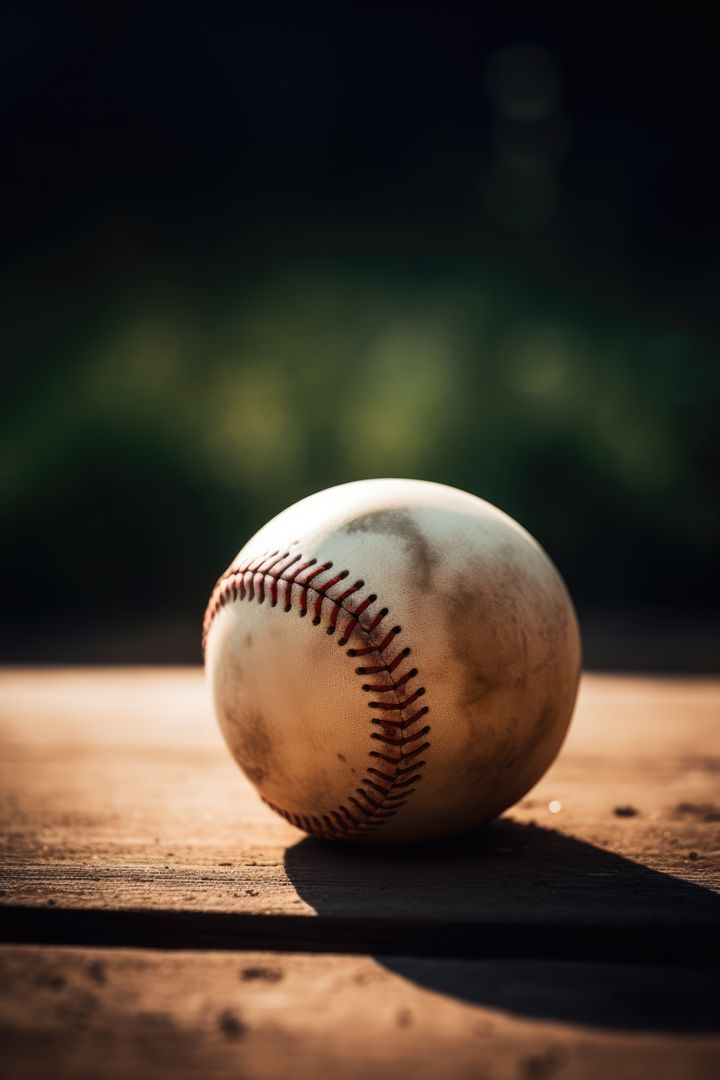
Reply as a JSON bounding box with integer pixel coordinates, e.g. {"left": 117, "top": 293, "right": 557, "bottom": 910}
{"left": 3, "top": 905, "right": 720, "bottom": 967}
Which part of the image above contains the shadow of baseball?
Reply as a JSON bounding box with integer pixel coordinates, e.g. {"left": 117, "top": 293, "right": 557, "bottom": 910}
{"left": 284, "top": 819, "right": 720, "bottom": 1032}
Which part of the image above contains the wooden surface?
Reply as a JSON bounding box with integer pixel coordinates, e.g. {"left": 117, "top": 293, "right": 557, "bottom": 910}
{"left": 1, "top": 668, "right": 719, "bottom": 1078}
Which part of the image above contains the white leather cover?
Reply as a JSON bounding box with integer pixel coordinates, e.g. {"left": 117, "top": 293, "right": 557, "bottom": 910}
{"left": 204, "top": 479, "right": 581, "bottom": 843}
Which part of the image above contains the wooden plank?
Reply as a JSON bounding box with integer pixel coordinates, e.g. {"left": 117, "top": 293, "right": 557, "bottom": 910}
{"left": 1, "top": 670, "right": 719, "bottom": 940}
{"left": 0, "top": 946, "right": 718, "bottom": 1080}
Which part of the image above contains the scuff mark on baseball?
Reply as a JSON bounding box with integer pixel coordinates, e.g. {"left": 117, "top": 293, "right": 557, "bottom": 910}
{"left": 203, "top": 478, "right": 581, "bottom": 844}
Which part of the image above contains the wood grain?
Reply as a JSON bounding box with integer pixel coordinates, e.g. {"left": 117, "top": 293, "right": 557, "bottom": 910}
{"left": 1, "top": 668, "right": 719, "bottom": 1077}
{"left": 1, "top": 670, "right": 718, "bottom": 939}
{"left": 1, "top": 947, "right": 718, "bottom": 1080}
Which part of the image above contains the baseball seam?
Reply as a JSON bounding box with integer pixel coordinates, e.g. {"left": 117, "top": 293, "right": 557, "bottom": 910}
{"left": 202, "top": 548, "right": 431, "bottom": 839}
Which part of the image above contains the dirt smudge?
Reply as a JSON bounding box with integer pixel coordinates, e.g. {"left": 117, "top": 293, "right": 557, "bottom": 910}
{"left": 218, "top": 1009, "right": 246, "bottom": 1040}
{"left": 240, "top": 966, "right": 284, "bottom": 983}
{"left": 674, "top": 802, "right": 720, "bottom": 822}
{"left": 344, "top": 508, "right": 439, "bottom": 588}
{"left": 228, "top": 705, "right": 275, "bottom": 785}
{"left": 86, "top": 960, "right": 107, "bottom": 986}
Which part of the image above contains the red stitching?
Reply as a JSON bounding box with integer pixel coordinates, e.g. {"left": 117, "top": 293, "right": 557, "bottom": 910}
{"left": 355, "top": 649, "right": 410, "bottom": 673}
{"left": 371, "top": 724, "right": 431, "bottom": 746}
{"left": 202, "top": 548, "right": 432, "bottom": 840}
{"left": 369, "top": 687, "right": 426, "bottom": 711}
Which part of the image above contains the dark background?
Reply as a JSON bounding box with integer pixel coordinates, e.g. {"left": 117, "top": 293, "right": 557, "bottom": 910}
{"left": 3, "top": 5, "right": 718, "bottom": 670}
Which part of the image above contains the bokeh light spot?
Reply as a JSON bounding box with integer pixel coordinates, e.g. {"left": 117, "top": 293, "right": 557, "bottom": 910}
{"left": 484, "top": 43, "right": 561, "bottom": 121}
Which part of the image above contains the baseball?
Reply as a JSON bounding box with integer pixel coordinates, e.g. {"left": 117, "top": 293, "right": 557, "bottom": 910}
{"left": 203, "top": 479, "right": 581, "bottom": 843}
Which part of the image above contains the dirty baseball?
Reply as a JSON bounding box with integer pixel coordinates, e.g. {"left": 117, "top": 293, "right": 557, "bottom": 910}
{"left": 203, "top": 478, "right": 581, "bottom": 843}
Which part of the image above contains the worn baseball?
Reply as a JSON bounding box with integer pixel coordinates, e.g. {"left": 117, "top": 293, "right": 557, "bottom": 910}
{"left": 203, "top": 478, "right": 581, "bottom": 843}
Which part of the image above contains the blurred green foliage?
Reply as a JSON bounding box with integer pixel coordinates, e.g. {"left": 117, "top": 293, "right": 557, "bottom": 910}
{"left": 3, "top": 8, "right": 719, "bottom": 665}
{"left": 3, "top": 259, "right": 718, "bottom": 661}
